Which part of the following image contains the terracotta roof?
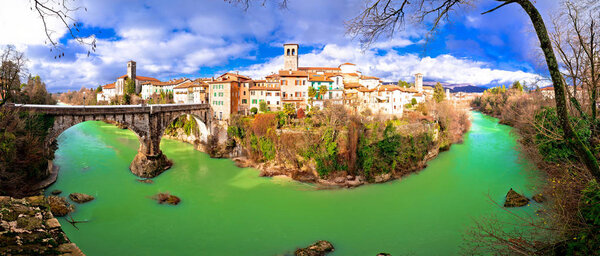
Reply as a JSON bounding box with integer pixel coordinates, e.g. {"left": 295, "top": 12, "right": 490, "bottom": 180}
{"left": 265, "top": 73, "right": 280, "bottom": 79}
{"left": 173, "top": 81, "right": 202, "bottom": 89}
{"left": 102, "top": 83, "right": 115, "bottom": 89}
{"left": 218, "top": 72, "right": 251, "bottom": 81}
{"left": 279, "top": 70, "right": 309, "bottom": 77}
{"left": 356, "top": 86, "right": 373, "bottom": 92}
{"left": 361, "top": 75, "right": 380, "bottom": 80}
{"left": 422, "top": 86, "right": 433, "bottom": 90}
{"left": 344, "top": 82, "right": 361, "bottom": 89}
{"left": 266, "top": 86, "right": 280, "bottom": 91}
{"left": 540, "top": 87, "right": 554, "bottom": 91}
{"left": 207, "top": 79, "right": 237, "bottom": 84}
{"left": 413, "top": 93, "right": 424, "bottom": 96}
{"left": 141, "top": 78, "right": 189, "bottom": 87}
{"left": 118, "top": 75, "right": 160, "bottom": 82}
{"left": 339, "top": 62, "right": 356, "bottom": 66}
{"left": 345, "top": 73, "right": 359, "bottom": 77}
{"left": 309, "top": 75, "right": 333, "bottom": 82}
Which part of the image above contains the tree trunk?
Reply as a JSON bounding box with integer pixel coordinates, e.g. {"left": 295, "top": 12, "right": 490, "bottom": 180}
{"left": 516, "top": 0, "right": 600, "bottom": 179}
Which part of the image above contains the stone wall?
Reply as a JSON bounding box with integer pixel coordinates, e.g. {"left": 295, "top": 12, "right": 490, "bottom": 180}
{"left": 0, "top": 195, "right": 84, "bottom": 255}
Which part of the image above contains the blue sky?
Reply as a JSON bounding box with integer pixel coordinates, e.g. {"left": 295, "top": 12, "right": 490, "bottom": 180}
{"left": 0, "top": 0, "right": 559, "bottom": 92}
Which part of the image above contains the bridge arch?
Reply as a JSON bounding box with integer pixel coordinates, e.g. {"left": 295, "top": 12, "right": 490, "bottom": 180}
{"left": 159, "top": 113, "right": 210, "bottom": 143}
{"left": 8, "top": 103, "right": 212, "bottom": 179}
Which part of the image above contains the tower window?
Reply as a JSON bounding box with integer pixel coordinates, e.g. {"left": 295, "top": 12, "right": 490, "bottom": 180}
{"left": 287, "top": 49, "right": 290, "bottom": 56}
{"left": 292, "top": 49, "right": 295, "bottom": 55}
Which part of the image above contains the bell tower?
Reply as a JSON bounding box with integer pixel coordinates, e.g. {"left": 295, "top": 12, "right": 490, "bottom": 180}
{"left": 283, "top": 44, "right": 298, "bottom": 71}
{"left": 415, "top": 73, "right": 423, "bottom": 92}
{"left": 127, "top": 60, "right": 137, "bottom": 81}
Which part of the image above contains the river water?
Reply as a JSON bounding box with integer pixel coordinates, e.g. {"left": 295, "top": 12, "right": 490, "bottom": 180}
{"left": 46, "top": 112, "right": 543, "bottom": 255}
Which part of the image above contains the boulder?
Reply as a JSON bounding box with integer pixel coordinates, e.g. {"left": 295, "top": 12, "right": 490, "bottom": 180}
{"left": 45, "top": 218, "right": 61, "bottom": 229}
{"left": 151, "top": 193, "right": 181, "bottom": 205}
{"left": 532, "top": 193, "right": 546, "bottom": 203}
{"left": 51, "top": 190, "right": 62, "bottom": 195}
{"left": 504, "top": 188, "right": 529, "bottom": 207}
{"left": 69, "top": 193, "right": 95, "bottom": 204}
{"left": 47, "top": 196, "right": 74, "bottom": 217}
{"left": 295, "top": 240, "right": 334, "bottom": 256}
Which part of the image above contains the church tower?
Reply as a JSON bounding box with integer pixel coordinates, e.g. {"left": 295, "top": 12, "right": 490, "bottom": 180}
{"left": 415, "top": 73, "right": 423, "bottom": 92}
{"left": 283, "top": 44, "right": 298, "bottom": 71}
{"left": 127, "top": 60, "right": 139, "bottom": 93}
{"left": 127, "top": 60, "right": 137, "bottom": 81}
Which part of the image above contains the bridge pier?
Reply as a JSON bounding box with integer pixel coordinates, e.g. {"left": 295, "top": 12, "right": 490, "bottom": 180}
{"left": 130, "top": 113, "right": 173, "bottom": 178}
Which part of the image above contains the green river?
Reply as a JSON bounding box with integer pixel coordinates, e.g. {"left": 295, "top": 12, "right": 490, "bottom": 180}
{"left": 45, "top": 112, "right": 543, "bottom": 255}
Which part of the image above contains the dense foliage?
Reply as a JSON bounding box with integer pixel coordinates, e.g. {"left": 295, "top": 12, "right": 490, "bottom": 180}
{"left": 0, "top": 109, "right": 55, "bottom": 196}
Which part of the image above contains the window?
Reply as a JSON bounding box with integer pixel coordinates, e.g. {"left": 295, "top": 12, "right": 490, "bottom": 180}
{"left": 242, "top": 99, "right": 247, "bottom": 104}
{"left": 243, "top": 91, "right": 246, "bottom": 95}
{"left": 275, "top": 92, "right": 280, "bottom": 96}
{"left": 266, "top": 92, "right": 271, "bottom": 96}
{"left": 214, "top": 92, "right": 217, "bottom": 97}
{"left": 267, "top": 101, "right": 270, "bottom": 105}
{"left": 291, "top": 48, "right": 295, "bottom": 55}
{"left": 252, "top": 99, "right": 257, "bottom": 104}
{"left": 251, "top": 91, "right": 255, "bottom": 96}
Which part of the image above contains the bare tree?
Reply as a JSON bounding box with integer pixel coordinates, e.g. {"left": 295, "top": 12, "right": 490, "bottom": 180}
{"left": 29, "top": 0, "right": 96, "bottom": 57}
{"left": 551, "top": 1, "right": 600, "bottom": 138}
{"left": 0, "top": 46, "right": 27, "bottom": 107}
{"left": 346, "top": 0, "right": 600, "bottom": 180}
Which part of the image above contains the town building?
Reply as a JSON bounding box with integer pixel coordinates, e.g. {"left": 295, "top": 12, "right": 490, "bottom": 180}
{"left": 208, "top": 72, "right": 250, "bottom": 121}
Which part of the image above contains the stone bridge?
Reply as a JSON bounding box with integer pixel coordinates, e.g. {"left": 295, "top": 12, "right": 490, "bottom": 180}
{"left": 8, "top": 103, "right": 212, "bottom": 178}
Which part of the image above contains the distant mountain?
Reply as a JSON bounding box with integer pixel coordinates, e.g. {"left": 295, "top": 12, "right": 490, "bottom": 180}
{"left": 383, "top": 81, "right": 486, "bottom": 92}
{"left": 450, "top": 85, "right": 486, "bottom": 93}
{"left": 422, "top": 81, "right": 486, "bottom": 93}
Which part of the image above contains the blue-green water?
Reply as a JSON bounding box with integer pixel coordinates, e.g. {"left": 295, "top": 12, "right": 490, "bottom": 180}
{"left": 46, "top": 112, "right": 543, "bottom": 255}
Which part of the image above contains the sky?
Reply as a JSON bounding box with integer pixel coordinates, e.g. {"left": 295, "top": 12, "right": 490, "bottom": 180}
{"left": 0, "top": 0, "right": 560, "bottom": 92}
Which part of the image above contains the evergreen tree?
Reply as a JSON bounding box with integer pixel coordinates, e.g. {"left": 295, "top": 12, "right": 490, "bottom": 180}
{"left": 433, "top": 82, "right": 445, "bottom": 102}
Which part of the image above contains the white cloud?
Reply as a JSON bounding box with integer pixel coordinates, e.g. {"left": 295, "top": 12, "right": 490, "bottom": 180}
{"left": 0, "top": 0, "right": 68, "bottom": 47}
{"left": 1, "top": 0, "right": 557, "bottom": 91}
{"left": 240, "top": 43, "right": 544, "bottom": 86}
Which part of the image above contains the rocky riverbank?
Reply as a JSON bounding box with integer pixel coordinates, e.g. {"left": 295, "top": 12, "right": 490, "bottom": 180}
{"left": 232, "top": 145, "right": 441, "bottom": 189}
{"left": 0, "top": 195, "right": 84, "bottom": 255}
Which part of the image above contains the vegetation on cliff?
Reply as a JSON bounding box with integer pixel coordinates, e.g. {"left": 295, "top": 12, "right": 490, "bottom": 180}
{"left": 227, "top": 100, "right": 469, "bottom": 183}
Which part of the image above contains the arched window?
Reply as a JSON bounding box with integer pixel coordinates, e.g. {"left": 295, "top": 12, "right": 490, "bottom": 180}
{"left": 291, "top": 49, "right": 295, "bottom": 55}
{"left": 287, "top": 49, "right": 290, "bottom": 56}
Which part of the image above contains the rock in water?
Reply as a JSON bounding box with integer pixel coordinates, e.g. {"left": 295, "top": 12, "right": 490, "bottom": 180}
{"left": 136, "top": 179, "right": 154, "bottom": 184}
{"left": 151, "top": 192, "right": 181, "bottom": 205}
{"left": 504, "top": 188, "right": 529, "bottom": 207}
{"left": 47, "top": 196, "right": 74, "bottom": 217}
{"left": 532, "top": 193, "right": 546, "bottom": 203}
{"left": 295, "top": 240, "right": 334, "bottom": 256}
{"left": 51, "top": 189, "right": 62, "bottom": 195}
{"left": 69, "top": 193, "right": 95, "bottom": 204}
